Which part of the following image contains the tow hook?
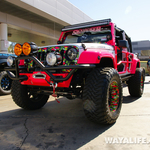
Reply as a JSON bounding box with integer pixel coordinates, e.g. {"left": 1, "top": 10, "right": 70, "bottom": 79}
{"left": 44, "top": 78, "right": 60, "bottom": 103}
{"left": 50, "top": 82, "right": 60, "bottom": 103}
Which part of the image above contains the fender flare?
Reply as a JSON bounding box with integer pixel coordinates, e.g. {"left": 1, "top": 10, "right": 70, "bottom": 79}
{"left": 131, "top": 59, "right": 140, "bottom": 74}
{"left": 77, "top": 51, "right": 115, "bottom": 67}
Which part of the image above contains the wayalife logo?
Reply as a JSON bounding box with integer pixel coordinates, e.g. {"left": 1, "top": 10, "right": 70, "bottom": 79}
{"left": 105, "top": 137, "right": 150, "bottom": 144}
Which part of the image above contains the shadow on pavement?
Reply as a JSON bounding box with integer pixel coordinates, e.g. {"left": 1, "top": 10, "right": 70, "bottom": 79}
{"left": 0, "top": 97, "right": 113, "bottom": 150}
{"left": 122, "top": 79, "right": 147, "bottom": 103}
{"left": 123, "top": 95, "right": 140, "bottom": 103}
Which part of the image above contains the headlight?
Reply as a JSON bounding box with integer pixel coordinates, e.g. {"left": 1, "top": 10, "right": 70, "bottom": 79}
{"left": 46, "top": 52, "right": 62, "bottom": 66}
{"left": 23, "top": 42, "right": 31, "bottom": 56}
{"left": 66, "top": 48, "right": 77, "bottom": 60}
{"left": 46, "top": 53, "right": 57, "bottom": 66}
{"left": 7, "top": 56, "right": 14, "bottom": 67}
{"left": 14, "top": 43, "right": 22, "bottom": 56}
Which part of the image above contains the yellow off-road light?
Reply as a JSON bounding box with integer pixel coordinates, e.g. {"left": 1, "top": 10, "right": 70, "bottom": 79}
{"left": 14, "top": 43, "right": 22, "bottom": 56}
{"left": 23, "top": 42, "right": 31, "bottom": 56}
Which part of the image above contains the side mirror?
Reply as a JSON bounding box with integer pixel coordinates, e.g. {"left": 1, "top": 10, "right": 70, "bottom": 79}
{"left": 118, "top": 40, "right": 129, "bottom": 48}
{"left": 57, "top": 41, "right": 62, "bottom": 44}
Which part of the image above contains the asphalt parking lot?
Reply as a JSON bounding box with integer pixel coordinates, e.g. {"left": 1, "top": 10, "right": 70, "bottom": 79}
{"left": 0, "top": 77, "right": 150, "bottom": 150}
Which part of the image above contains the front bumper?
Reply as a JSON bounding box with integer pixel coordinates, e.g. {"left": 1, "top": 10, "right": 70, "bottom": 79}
{"left": 5, "top": 56, "right": 95, "bottom": 87}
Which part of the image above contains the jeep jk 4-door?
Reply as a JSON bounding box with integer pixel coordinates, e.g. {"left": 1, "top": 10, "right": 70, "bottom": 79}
{"left": 5, "top": 19, "right": 144, "bottom": 124}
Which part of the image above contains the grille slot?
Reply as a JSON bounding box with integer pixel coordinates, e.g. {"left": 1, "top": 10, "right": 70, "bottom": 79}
{"left": 37, "top": 52, "right": 47, "bottom": 64}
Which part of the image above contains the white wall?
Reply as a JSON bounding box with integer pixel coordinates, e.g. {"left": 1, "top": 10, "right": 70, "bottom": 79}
{"left": 0, "top": 0, "right": 93, "bottom": 50}
{"left": 6, "top": 0, "right": 93, "bottom": 25}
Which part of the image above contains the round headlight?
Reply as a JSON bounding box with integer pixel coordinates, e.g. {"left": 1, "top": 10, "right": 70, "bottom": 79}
{"left": 23, "top": 42, "right": 31, "bottom": 56}
{"left": 46, "top": 53, "right": 57, "bottom": 66}
{"left": 66, "top": 48, "right": 77, "bottom": 60}
{"left": 7, "top": 56, "right": 14, "bottom": 67}
{"left": 14, "top": 43, "right": 22, "bottom": 56}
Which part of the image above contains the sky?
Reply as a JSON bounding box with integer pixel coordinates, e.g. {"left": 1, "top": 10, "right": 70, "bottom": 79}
{"left": 68, "top": 0, "right": 150, "bottom": 42}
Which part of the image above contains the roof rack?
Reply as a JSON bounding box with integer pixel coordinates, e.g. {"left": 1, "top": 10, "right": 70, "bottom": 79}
{"left": 62, "top": 19, "right": 112, "bottom": 31}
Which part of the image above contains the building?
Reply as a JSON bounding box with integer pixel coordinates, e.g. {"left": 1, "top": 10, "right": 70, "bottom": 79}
{"left": 132, "top": 40, "right": 150, "bottom": 60}
{"left": 132, "top": 40, "right": 150, "bottom": 54}
{"left": 0, "top": 0, "right": 93, "bottom": 52}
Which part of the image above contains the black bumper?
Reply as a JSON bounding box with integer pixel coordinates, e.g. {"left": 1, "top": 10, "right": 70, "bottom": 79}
{"left": 5, "top": 56, "right": 96, "bottom": 82}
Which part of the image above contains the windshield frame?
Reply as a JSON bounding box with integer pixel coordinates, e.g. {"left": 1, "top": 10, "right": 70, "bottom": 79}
{"left": 60, "top": 25, "right": 113, "bottom": 45}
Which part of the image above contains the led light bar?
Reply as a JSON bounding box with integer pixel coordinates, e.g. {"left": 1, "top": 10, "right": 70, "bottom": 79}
{"left": 62, "top": 19, "right": 112, "bottom": 31}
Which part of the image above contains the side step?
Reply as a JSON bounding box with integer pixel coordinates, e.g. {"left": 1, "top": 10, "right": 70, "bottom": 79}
{"left": 120, "top": 75, "right": 133, "bottom": 82}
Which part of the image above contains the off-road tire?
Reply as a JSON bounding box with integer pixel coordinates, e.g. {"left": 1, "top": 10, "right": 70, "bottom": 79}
{"left": 142, "top": 67, "right": 145, "bottom": 82}
{"left": 127, "top": 68, "right": 144, "bottom": 97}
{"left": 11, "top": 80, "right": 49, "bottom": 110}
{"left": 83, "top": 67, "right": 123, "bottom": 124}
{"left": 0, "top": 71, "right": 11, "bottom": 95}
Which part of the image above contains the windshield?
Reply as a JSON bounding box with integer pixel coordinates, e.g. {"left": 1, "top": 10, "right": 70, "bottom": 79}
{"left": 63, "top": 26, "right": 112, "bottom": 44}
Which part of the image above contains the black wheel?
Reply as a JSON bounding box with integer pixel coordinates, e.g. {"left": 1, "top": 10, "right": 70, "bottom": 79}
{"left": 11, "top": 80, "right": 49, "bottom": 110}
{"left": 127, "top": 68, "right": 144, "bottom": 97}
{"left": 0, "top": 71, "right": 12, "bottom": 95}
{"left": 83, "top": 67, "right": 123, "bottom": 124}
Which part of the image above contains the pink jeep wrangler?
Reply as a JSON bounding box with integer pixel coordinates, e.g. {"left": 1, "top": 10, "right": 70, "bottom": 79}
{"left": 5, "top": 19, "right": 144, "bottom": 124}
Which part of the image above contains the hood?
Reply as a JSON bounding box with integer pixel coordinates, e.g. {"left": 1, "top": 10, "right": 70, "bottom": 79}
{"left": 39, "top": 43, "right": 114, "bottom": 55}
{"left": 39, "top": 43, "right": 113, "bottom": 50}
{"left": 0, "top": 53, "right": 16, "bottom": 59}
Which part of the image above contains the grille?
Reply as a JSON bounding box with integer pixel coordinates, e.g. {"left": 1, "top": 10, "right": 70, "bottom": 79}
{"left": 25, "top": 45, "right": 79, "bottom": 71}
{"left": 36, "top": 51, "right": 47, "bottom": 65}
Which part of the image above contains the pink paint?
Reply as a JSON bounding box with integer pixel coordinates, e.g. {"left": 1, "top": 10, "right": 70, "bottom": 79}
{"left": 19, "top": 59, "right": 24, "bottom": 66}
{"left": 78, "top": 50, "right": 115, "bottom": 65}
{"left": 20, "top": 72, "right": 73, "bottom": 88}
